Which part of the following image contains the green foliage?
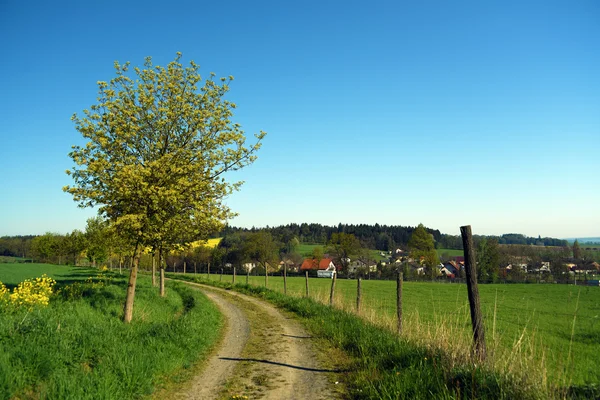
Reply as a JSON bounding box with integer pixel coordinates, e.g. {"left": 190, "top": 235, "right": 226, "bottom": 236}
{"left": 408, "top": 224, "right": 439, "bottom": 278}
{"left": 64, "top": 52, "right": 265, "bottom": 255}
{"left": 245, "top": 231, "right": 279, "bottom": 271}
{"left": 0, "top": 269, "right": 222, "bottom": 399}
{"left": 573, "top": 239, "right": 582, "bottom": 259}
{"left": 84, "top": 216, "right": 110, "bottom": 266}
{"left": 311, "top": 245, "right": 324, "bottom": 261}
{"left": 328, "top": 232, "right": 361, "bottom": 269}
{"left": 477, "top": 238, "right": 500, "bottom": 283}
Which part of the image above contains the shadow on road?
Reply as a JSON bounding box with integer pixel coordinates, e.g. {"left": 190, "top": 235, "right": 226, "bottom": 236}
{"left": 219, "top": 357, "right": 347, "bottom": 373}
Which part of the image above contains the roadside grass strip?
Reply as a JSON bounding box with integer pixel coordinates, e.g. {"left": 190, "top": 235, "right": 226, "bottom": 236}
{"left": 170, "top": 274, "right": 556, "bottom": 400}
{"left": 0, "top": 268, "right": 222, "bottom": 399}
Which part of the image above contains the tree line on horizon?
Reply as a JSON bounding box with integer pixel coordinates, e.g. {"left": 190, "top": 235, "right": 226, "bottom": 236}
{"left": 220, "top": 223, "right": 569, "bottom": 250}
{"left": 0, "top": 222, "right": 570, "bottom": 260}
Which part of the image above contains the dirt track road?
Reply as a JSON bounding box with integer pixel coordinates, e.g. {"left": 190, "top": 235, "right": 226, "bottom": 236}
{"left": 173, "top": 283, "right": 342, "bottom": 400}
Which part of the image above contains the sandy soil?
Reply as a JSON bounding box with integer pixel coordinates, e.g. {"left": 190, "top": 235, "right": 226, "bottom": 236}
{"left": 173, "top": 283, "right": 341, "bottom": 400}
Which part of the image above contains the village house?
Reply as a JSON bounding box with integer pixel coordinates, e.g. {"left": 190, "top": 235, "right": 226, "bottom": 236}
{"left": 347, "top": 259, "right": 377, "bottom": 275}
{"left": 300, "top": 258, "right": 337, "bottom": 278}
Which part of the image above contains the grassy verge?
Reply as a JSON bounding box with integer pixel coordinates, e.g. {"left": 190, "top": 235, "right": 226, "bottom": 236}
{"left": 0, "top": 266, "right": 223, "bottom": 399}
{"left": 170, "top": 273, "right": 562, "bottom": 399}
{"left": 194, "top": 273, "right": 599, "bottom": 387}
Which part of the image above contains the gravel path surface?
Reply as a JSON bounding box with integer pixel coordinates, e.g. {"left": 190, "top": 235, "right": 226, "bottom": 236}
{"left": 174, "top": 283, "right": 341, "bottom": 400}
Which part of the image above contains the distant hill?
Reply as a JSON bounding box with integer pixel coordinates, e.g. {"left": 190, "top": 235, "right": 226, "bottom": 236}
{"left": 565, "top": 237, "right": 600, "bottom": 244}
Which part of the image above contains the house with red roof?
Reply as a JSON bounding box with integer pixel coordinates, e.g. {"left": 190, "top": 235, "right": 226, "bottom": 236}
{"left": 300, "top": 258, "right": 337, "bottom": 278}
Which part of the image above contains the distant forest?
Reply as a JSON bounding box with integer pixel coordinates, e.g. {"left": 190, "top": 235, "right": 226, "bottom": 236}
{"left": 220, "top": 223, "right": 569, "bottom": 251}
{"left": 0, "top": 223, "right": 568, "bottom": 259}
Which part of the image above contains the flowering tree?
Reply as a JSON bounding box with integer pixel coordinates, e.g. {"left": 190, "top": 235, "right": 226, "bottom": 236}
{"left": 65, "top": 53, "right": 265, "bottom": 322}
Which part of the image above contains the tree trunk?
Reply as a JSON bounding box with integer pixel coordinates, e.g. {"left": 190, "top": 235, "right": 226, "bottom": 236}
{"left": 283, "top": 263, "right": 287, "bottom": 295}
{"left": 151, "top": 253, "right": 157, "bottom": 287}
{"left": 246, "top": 266, "right": 250, "bottom": 284}
{"left": 159, "top": 251, "right": 166, "bottom": 297}
{"left": 397, "top": 271, "right": 403, "bottom": 335}
{"left": 329, "top": 272, "right": 337, "bottom": 306}
{"left": 220, "top": 268, "right": 223, "bottom": 281}
{"left": 123, "top": 245, "right": 140, "bottom": 323}
{"left": 183, "top": 261, "right": 186, "bottom": 274}
{"left": 305, "top": 270, "right": 309, "bottom": 297}
{"left": 194, "top": 262, "right": 197, "bottom": 275}
{"left": 207, "top": 262, "right": 210, "bottom": 279}
{"left": 233, "top": 267, "right": 236, "bottom": 284}
{"left": 119, "top": 256, "right": 123, "bottom": 275}
{"left": 461, "top": 225, "right": 486, "bottom": 362}
{"left": 264, "top": 264, "right": 268, "bottom": 288}
{"left": 160, "top": 267, "right": 165, "bottom": 297}
{"left": 356, "top": 277, "right": 362, "bottom": 312}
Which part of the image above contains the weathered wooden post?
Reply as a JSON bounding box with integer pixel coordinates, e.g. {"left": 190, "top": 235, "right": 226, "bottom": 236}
{"left": 183, "top": 261, "right": 186, "bottom": 274}
{"left": 356, "top": 277, "right": 362, "bottom": 312}
{"left": 207, "top": 262, "right": 211, "bottom": 279}
{"left": 329, "top": 271, "right": 337, "bottom": 306}
{"left": 194, "top": 261, "right": 197, "bottom": 275}
{"left": 283, "top": 263, "right": 288, "bottom": 295}
{"left": 305, "top": 270, "right": 310, "bottom": 297}
{"left": 233, "top": 267, "right": 236, "bottom": 284}
{"left": 460, "top": 225, "right": 487, "bottom": 361}
{"left": 397, "top": 271, "right": 403, "bottom": 335}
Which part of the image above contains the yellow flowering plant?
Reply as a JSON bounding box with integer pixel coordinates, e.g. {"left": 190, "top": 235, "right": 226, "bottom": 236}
{"left": 4, "top": 274, "right": 56, "bottom": 310}
{"left": 0, "top": 281, "right": 9, "bottom": 306}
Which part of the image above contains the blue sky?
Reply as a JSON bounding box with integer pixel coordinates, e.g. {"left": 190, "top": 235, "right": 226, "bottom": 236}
{"left": 0, "top": 0, "right": 598, "bottom": 239}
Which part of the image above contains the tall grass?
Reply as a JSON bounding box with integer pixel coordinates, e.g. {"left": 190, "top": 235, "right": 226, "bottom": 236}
{"left": 173, "top": 273, "right": 599, "bottom": 398}
{"left": 0, "top": 269, "right": 222, "bottom": 399}
{"left": 174, "top": 274, "right": 548, "bottom": 399}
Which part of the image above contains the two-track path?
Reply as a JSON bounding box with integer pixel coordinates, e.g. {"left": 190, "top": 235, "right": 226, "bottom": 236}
{"left": 170, "top": 282, "right": 342, "bottom": 400}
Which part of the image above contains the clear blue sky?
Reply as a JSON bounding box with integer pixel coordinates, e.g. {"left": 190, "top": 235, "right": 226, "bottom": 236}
{"left": 1, "top": 0, "right": 598, "bottom": 239}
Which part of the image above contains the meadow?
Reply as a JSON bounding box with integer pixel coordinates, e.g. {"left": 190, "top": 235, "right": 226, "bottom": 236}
{"left": 191, "top": 272, "right": 599, "bottom": 389}
{"left": 0, "top": 263, "right": 222, "bottom": 399}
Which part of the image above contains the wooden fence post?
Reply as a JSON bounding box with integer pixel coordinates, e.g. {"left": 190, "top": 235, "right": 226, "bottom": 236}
{"left": 356, "top": 277, "right": 362, "bottom": 312}
{"left": 397, "top": 271, "right": 403, "bottom": 335}
{"left": 194, "top": 262, "right": 197, "bottom": 275}
{"left": 220, "top": 268, "right": 223, "bottom": 282}
{"left": 207, "top": 262, "right": 210, "bottom": 279}
{"left": 460, "top": 225, "right": 487, "bottom": 362}
{"left": 233, "top": 267, "right": 236, "bottom": 284}
{"left": 329, "top": 272, "right": 337, "bottom": 306}
{"left": 305, "top": 270, "right": 310, "bottom": 297}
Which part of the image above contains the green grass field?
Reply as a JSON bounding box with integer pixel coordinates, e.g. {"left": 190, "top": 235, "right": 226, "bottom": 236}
{"left": 0, "top": 264, "right": 222, "bottom": 399}
{"left": 0, "top": 263, "right": 92, "bottom": 287}
{"left": 436, "top": 248, "right": 464, "bottom": 257}
{"left": 296, "top": 243, "right": 323, "bottom": 257}
{"left": 194, "top": 272, "right": 599, "bottom": 387}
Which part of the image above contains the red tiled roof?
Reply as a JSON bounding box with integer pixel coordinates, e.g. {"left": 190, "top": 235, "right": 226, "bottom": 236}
{"left": 300, "top": 258, "right": 334, "bottom": 271}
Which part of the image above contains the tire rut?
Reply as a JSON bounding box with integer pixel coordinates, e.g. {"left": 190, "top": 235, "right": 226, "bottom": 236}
{"left": 174, "top": 282, "right": 341, "bottom": 400}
